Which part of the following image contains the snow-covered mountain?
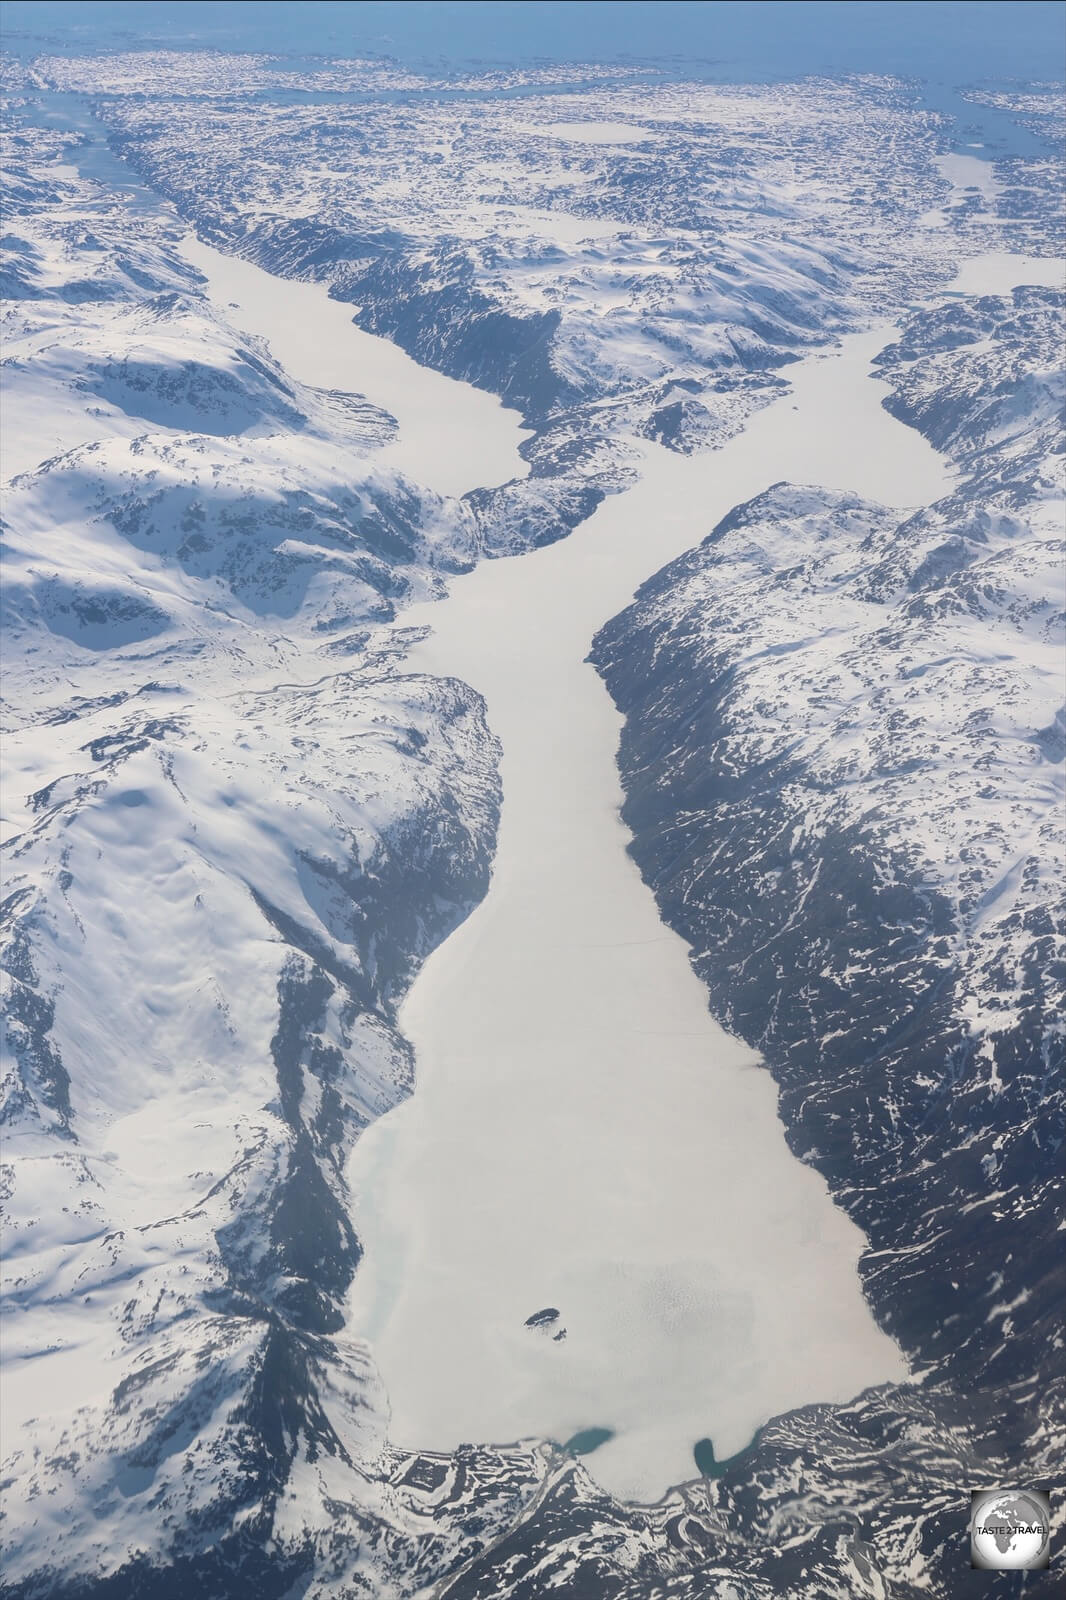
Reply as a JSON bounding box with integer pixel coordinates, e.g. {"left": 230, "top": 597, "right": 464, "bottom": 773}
{"left": 2, "top": 46, "right": 1064, "bottom": 1600}
{"left": 1, "top": 119, "right": 509, "bottom": 1598}
{"left": 591, "top": 280, "right": 1065, "bottom": 1570}
{"left": 83, "top": 73, "right": 935, "bottom": 429}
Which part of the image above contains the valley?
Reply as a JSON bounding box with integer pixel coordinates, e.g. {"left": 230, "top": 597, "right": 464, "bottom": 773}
{"left": 1, "top": 40, "right": 1063, "bottom": 1599}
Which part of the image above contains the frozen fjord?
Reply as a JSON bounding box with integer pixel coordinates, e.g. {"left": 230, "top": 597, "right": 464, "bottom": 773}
{"left": 346, "top": 323, "right": 947, "bottom": 1506}
{"left": 186, "top": 237, "right": 1049, "bottom": 1506}
{"left": 180, "top": 235, "right": 532, "bottom": 500}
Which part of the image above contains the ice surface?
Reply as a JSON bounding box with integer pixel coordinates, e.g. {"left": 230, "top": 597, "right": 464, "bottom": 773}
{"left": 180, "top": 237, "right": 531, "bottom": 501}
{"left": 525, "top": 121, "right": 654, "bottom": 145}
{"left": 936, "top": 153, "right": 1000, "bottom": 206}
{"left": 338, "top": 320, "right": 961, "bottom": 1503}
{"left": 949, "top": 250, "right": 1065, "bottom": 297}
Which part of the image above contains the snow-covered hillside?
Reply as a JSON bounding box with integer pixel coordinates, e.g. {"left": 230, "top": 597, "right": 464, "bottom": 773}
{"left": 592, "top": 280, "right": 1065, "bottom": 1564}
{"left": 0, "top": 119, "right": 512, "bottom": 1598}
{"left": 2, "top": 48, "right": 1064, "bottom": 1600}
{"left": 66, "top": 64, "right": 1004, "bottom": 435}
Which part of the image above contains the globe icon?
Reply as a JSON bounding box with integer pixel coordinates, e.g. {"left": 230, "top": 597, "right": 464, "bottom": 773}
{"left": 971, "top": 1490, "right": 1050, "bottom": 1570}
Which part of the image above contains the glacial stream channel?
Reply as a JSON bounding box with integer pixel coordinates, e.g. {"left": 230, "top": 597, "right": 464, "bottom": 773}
{"left": 186, "top": 238, "right": 1061, "bottom": 1505}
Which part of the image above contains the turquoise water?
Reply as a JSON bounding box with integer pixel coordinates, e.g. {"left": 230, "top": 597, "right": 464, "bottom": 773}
{"left": 564, "top": 1427, "right": 615, "bottom": 1457}
{"left": 693, "top": 1432, "right": 760, "bottom": 1480}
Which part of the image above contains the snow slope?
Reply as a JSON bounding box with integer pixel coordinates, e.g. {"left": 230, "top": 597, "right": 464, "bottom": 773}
{"left": 592, "top": 277, "right": 1065, "bottom": 1577}
{"left": 3, "top": 54, "right": 1064, "bottom": 1600}
{"left": 1, "top": 119, "right": 508, "bottom": 1597}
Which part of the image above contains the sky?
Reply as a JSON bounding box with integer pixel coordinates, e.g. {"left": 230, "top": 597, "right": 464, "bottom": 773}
{"left": 3, "top": 0, "right": 1065, "bottom": 83}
